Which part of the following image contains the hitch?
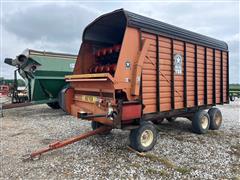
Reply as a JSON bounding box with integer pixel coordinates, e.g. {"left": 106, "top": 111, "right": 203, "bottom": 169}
{"left": 22, "top": 125, "right": 112, "bottom": 161}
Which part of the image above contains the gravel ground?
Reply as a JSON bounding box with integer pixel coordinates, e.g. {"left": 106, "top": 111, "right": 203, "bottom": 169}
{"left": 0, "top": 100, "right": 239, "bottom": 179}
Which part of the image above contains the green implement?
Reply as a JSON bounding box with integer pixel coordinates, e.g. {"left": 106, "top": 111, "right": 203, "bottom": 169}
{"left": 4, "top": 49, "right": 77, "bottom": 108}
{"left": 229, "top": 84, "right": 240, "bottom": 101}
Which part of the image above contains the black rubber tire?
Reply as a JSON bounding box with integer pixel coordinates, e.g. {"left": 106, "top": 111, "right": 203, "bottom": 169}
{"left": 192, "top": 110, "right": 210, "bottom": 134}
{"left": 129, "top": 122, "right": 157, "bottom": 152}
{"left": 47, "top": 102, "right": 60, "bottom": 109}
{"left": 230, "top": 96, "right": 235, "bottom": 102}
{"left": 91, "top": 121, "right": 111, "bottom": 135}
{"left": 166, "top": 117, "right": 176, "bottom": 122}
{"left": 208, "top": 108, "right": 222, "bottom": 130}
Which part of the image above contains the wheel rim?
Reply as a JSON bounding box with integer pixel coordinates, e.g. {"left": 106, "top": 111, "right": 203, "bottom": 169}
{"left": 200, "top": 116, "right": 209, "bottom": 129}
{"left": 140, "top": 130, "right": 154, "bottom": 147}
{"left": 215, "top": 113, "right": 222, "bottom": 126}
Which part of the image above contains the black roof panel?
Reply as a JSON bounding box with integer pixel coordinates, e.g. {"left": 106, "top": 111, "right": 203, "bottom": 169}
{"left": 84, "top": 9, "right": 228, "bottom": 51}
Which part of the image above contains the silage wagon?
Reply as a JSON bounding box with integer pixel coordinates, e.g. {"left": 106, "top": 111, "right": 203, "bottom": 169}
{"left": 4, "top": 49, "right": 77, "bottom": 109}
{"left": 26, "top": 9, "right": 229, "bottom": 159}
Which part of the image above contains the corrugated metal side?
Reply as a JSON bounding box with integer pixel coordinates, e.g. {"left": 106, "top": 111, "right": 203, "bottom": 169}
{"left": 197, "top": 46, "right": 205, "bottom": 106}
{"left": 141, "top": 31, "right": 228, "bottom": 114}
{"left": 186, "top": 43, "right": 195, "bottom": 107}
{"left": 207, "top": 48, "right": 213, "bottom": 105}
{"left": 223, "top": 52, "right": 228, "bottom": 102}
{"left": 215, "top": 50, "right": 221, "bottom": 104}
{"left": 142, "top": 32, "right": 157, "bottom": 113}
{"left": 159, "top": 36, "right": 172, "bottom": 111}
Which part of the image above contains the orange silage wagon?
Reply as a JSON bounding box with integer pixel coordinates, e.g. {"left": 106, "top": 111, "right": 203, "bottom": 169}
{"left": 27, "top": 9, "right": 229, "bottom": 159}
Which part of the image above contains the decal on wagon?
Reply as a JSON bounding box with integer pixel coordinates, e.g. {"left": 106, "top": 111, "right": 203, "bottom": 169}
{"left": 173, "top": 53, "right": 183, "bottom": 75}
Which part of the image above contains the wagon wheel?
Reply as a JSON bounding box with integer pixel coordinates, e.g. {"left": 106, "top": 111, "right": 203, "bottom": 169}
{"left": 129, "top": 122, "right": 157, "bottom": 152}
{"left": 208, "top": 108, "right": 222, "bottom": 130}
{"left": 192, "top": 110, "right": 210, "bottom": 134}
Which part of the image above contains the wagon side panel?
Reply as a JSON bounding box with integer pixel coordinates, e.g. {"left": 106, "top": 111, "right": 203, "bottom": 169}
{"left": 206, "top": 48, "right": 213, "bottom": 105}
{"left": 141, "top": 32, "right": 228, "bottom": 115}
{"left": 222, "top": 51, "right": 228, "bottom": 103}
{"left": 197, "top": 46, "right": 205, "bottom": 106}
{"left": 186, "top": 43, "right": 196, "bottom": 108}
{"left": 173, "top": 40, "right": 184, "bottom": 109}
{"left": 159, "top": 36, "right": 172, "bottom": 111}
{"left": 142, "top": 32, "right": 157, "bottom": 113}
{"left": 215, "top": 50, "right": 221, "bottom": 104}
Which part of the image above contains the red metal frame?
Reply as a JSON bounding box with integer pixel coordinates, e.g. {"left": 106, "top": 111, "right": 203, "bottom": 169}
{"left": 24, "top": 126, "right": 112, "bottom": 161}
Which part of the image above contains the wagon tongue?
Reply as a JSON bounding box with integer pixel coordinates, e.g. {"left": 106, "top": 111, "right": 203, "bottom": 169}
{"left": 22, "top": 126, "right": 112, "bottom": 161}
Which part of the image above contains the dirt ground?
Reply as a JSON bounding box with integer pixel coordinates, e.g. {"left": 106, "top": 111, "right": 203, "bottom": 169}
{"left": 0, "top": 100, "right": 239, "bottom": 179}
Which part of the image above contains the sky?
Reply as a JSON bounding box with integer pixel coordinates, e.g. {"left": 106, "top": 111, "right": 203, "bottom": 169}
{"left": 0, "top": 0, "right": 239, "bottom": 83}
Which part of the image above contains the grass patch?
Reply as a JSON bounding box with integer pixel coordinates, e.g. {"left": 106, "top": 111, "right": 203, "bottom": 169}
{"left": 174, "top": 136, "right": 185, "bottom": 141}
{"left": 175, "top": 166, "right": 191, "bottom": 174}
{"left": 144, "top": 153, "right": 175, "bottom": 168}
{"left": 206, "top": 130, "right": 222, "bottom": 137}
{"left": 159, "top": 157, "right": 175, "bottom": 169}
{"left": 131, "top": 163, "right": 141, "bottom": 169}
{"left": 146, "top": 168, "right": 167, "bottom": 176}
{"left": 141, "top": 153, "right": 191, "bottom": 174}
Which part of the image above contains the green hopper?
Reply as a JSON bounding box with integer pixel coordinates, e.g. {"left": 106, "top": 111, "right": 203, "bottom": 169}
{"left": 4, "top": 49, "right": 77, "bottom": 109}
